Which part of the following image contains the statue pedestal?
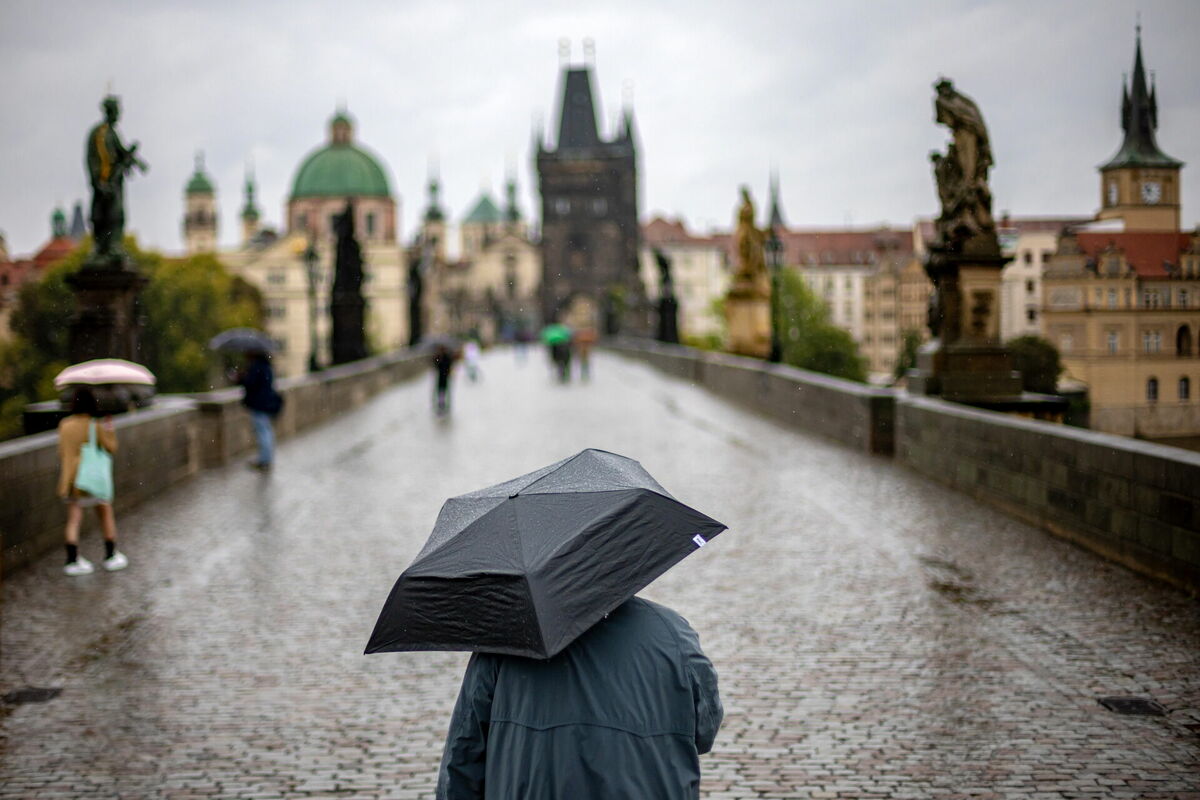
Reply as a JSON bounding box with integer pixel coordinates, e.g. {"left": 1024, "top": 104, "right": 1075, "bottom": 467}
{"left": 724, "top": 288, "right": 771, "bottom": 359}
{"left": 66, "top": 265, "right": 148, "bottom": 364}
{"left": 331, "top": 293, "right": 367, "bottom": 365}
{"left": 908, "top": 248, "right": 1022, "bottom": 400}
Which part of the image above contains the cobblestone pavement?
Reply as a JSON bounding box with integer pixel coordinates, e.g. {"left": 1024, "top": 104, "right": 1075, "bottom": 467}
{"left": 3, "top": 349, "right": 1198, "bottom": 799}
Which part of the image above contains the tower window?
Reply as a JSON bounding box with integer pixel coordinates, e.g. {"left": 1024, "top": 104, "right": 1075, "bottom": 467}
{"left": 1107, "top": 331, "right": 1120, "bottom": 354}
{"left": 1147, "top": 377, "right": 1158, "bottom": 403}
{"left": 366, "top": 213, "right": 376, "bottom": 237}
{"left": 1180, "top": 376, "right": 1191, "bottom": 401}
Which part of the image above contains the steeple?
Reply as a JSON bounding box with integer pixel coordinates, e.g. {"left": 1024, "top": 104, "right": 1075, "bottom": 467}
{"left": 1101, "top": 26, "right": 1182, "bottom": 170}
{"left": 504, "top": 175, "right": 521, "bottom": 223}
{"left": 555, "top": 66, "right": 601, "bottom": 150}
{"left": 424, "top": 177, "right": 445, "bottom": 223}
{"left": 69, "top": 202, "right": 86, "bottom": 241}
{"left": 767, "top": 171, "right": 786, "bottom": 230}
{"left": 241, "top": 169, "right": 260, "bottom": 222}
{"left": 51, "top": 206, "right": 68, "bottom": 238}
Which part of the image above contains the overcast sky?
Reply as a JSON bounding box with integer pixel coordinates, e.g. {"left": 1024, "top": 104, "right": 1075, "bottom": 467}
{"left": 1, "top": 0, "right": 1197, "bottom": 257}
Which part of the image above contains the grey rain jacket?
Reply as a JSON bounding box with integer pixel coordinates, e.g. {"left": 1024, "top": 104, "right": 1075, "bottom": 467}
{"left": 436, "top": 597, "right": 723, "bottom": 800}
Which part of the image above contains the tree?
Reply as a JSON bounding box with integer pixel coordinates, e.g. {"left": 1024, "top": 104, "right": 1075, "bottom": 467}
{"left": 1007, "top": 335, "right": 1062, "bottom": 394}
{"left": 776, "top": 270, "right": 867, "bottom": 383}
{"left": 0, "top": 238, "right": 263, "bottom": 439}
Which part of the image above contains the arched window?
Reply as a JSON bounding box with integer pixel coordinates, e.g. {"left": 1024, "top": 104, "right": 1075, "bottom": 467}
{"left": 1180, "top": 377, "right": 1191, "bottom": 401}
{"left": 1147, "top": 377, "right": 1159, "bottom": 403}
{"left": 1177, "top": 325, "right": 1193, "bottom": 357}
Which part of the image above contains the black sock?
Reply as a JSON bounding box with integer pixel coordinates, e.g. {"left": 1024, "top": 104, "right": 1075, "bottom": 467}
{"left": 105, "top": 540, "right": 116, "bottom": 559}
{"left": 66, "top": 544, "right": 78, "bottom": 564}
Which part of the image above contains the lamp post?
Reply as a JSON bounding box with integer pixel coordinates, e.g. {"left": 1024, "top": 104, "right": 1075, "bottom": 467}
{"left": 302, "top": 235, "right": 320, "bottom": 373}
{"left": 766, "top": 227, "right": 783, "bottom": 363}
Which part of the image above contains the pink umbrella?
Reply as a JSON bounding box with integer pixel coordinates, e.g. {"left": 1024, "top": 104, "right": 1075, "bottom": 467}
{"left": 54, "top": 359, "right": 156, "bottom": 390}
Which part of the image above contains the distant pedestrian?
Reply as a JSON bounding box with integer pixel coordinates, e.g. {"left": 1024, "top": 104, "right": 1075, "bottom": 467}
{"left": 437, "top": 596, "right": 722, "bottom": 799}
{"left": 433, "top": 345, "right": 456, "bottom": 415}
{"left": 463, "top": 340, "right": 482, "bottom": 382}
{"left": 550, "top": 341, "right": 572, "bottom": 383}
{"left": 57, "top": 387, "right": 127, "bottom": 576}
{"left": 573, "top": 327, "right": 596, "bottom": 381}
{"left": 231, "top": 351, "right": 283, "bottom": 470}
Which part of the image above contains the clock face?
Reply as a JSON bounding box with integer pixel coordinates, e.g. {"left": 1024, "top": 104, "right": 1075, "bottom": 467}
{"left": 1141, "top": 181, "right": 1163, "bottom": 204}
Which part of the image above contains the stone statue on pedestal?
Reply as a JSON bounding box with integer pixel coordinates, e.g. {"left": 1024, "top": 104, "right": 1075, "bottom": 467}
{"left": 654, "top": 248, "right": 679, "bottom": 344}
{"left": 330, "top": 199, "right": 368, "bottom": 364}
{"left": 66, "top": 94, "right": 150, "bottom": 368}
{"left": 85, "top": 95, "right": 147, "bottom": 268}
{"left": 723, "top": 187, "right": 772, "bottom": 358}
{"left": 930, "top": 79, "right": 996, "bottom": 256}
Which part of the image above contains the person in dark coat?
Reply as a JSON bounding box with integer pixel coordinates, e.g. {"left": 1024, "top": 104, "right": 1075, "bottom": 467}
{"left": 436, "top": 596, "right": 723, "bottom": 800}
{"left": 433, "top": 345, "right": 455, "bottom": 415}
{"left": 231, "top": 351, "right": 283, "bottom": 469}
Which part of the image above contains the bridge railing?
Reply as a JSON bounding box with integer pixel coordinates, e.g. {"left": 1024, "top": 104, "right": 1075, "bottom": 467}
{"left": 0, "top": 351, "right": 427, "bottom": 576}
{"left": 608, "top": 339, "right": 1200, "bottom": 595}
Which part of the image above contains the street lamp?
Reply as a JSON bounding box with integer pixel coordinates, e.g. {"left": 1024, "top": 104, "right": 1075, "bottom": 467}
{"left": 766, "top": 227, "right": 784, "bottom": 363}
{"left": 302, "top": 234, "right": 320, "bottom": 373}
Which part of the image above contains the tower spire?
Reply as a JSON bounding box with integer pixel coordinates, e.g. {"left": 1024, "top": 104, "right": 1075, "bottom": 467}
{"left": 768, "top": 170, "right": 786, "bottom": 230}
{"left": 1100, "top": 24, "right": 1181, "bottom": 170}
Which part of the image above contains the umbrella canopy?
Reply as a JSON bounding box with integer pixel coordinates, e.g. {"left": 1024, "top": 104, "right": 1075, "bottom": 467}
{"left": 209, "top": 328, "right": 278, "bottom": 353}
{"left": 541, "top": 323, "right": 572, "bottom": 345}
{"left": 54, "top": 359, "right": 156, "bottom": 390}
{"left": 365, "top": 449, "right": 727, "bottom": 660}
{"left": 417, "top": 334, "right": 461, "bottom": 355}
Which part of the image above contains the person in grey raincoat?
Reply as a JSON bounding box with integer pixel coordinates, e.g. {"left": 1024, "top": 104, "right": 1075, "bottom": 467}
{"left": 436, "top": 596, "right": 722, "bottom": 800}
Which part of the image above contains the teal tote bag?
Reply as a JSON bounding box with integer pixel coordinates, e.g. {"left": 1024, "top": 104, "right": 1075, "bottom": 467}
{"left": 74, "top": 420, "right": 114, "bottom": 502}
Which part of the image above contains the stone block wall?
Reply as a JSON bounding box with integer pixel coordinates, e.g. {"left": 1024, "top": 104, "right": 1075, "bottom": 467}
{"left": 0, "top": 351, "right": 426, "bottom": 577}
{"left": 608, "top": 339, "right": 894, "bottom": 454}
{"left": 897, "top": 394, "right": 1200, "bottom": 594}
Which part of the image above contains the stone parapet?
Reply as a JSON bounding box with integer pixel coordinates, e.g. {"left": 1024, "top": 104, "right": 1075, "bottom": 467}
{"left": 606, "top": 338, "right": 894, "bottom": 455}
{"left": 897, "top": 394, "right": 1200, "bottom": 595}
{"left": 0, "top": 350, "right": 426, "bottom": 577}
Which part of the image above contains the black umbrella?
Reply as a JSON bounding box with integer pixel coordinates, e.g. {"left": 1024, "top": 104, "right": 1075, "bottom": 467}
{"left": 209, "top": 327, "right": 278, "bottom": 353}
{"left": 365, "top": 449, "right": 727, "bottom": 660}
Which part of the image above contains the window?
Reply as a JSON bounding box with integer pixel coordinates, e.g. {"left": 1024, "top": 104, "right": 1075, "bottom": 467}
{"left": 1108, "top": 289, "right": 1118, "bottom": 309}
{"left": 1143, "top": 290, "right": 1160, "bottom": 308}
{"left": 1178, "top": 325, "right": 1194, "bottom": 357}
{"left": 1060, "top": 333, "right": 1074, "bottom": 353}
{"left": 1023, "top": 251, "right": 1033, "bottom": 264}
{"left": 1124, "top": 288, "right": 1133, "bottom": 307}
{"left": 266, "top": 303, "right": 286, "bottom": 319}
{"left": 1094, "top": 288, "right": 1103, "bottom": 305}
{"left": 1180, "top": 289, "right": 1190, "bottom": 308}
{"left": 1180, "top": 377, "right": 1191, "bottom": 401}
{"left": 554, "top": 198, "right": 570, "bottom": 216}
{"left": 1025, "top": 280, "right": 1035, "bottom": 293}
{"left": 366, "top": 213, "right": 376, "bottom": 237}
{"left": 1107, "top": 331, "right": 1120, "bottom": 354}
{"left": 1042, "top": 250, "right": 1054, "bottom": 263}
{"left": 592, "top": 198, "right": 607, "bottom": 216}
{"left": 1147, "top": 377, "right": 1158, "bottom": 403}
{"left": 267, "top": 270, "right": 286, "bottom": 285}
{"left": 1026, "top": 308, "right": 1038, "bottom": 323}
{"left": 1143, "top": 330, "right": 1162, "bottom": 353}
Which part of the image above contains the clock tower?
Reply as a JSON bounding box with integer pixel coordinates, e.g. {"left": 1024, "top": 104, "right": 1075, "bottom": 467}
{"left": 1096, "top": 27, "right": 1183, "bottom": 232}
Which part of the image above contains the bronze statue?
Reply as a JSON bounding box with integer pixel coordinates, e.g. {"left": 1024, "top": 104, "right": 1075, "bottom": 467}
{"left": 331, "top": 199, "right": 367, "bottom": 364}
{"left": 85, "top": 95, "right": 147, "bottom": 266}
{"left": 930, "top": 79, "right": 995, "bottom": 252}
{"left": 732, "top": 186, "right": 769, "bottom": 295}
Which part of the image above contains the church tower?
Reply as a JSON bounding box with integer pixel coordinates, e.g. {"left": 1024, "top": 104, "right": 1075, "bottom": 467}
{"left": 240, "top": 168, "right": 261, "bottom": 245}
{"left": 1096, "top": 27, "right": 1183, "bottom": 232}
{"left": 421, "top": 176, "right": 448, "bottom": 263}
{"left": 183, "top": 152, "right": 218, "bottom": 254}
{"left": 536, "top": 43, "right": 643, "bottom": 331}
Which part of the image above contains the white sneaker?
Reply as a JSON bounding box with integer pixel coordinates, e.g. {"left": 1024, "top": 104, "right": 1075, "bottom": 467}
{"left": 64, "top": 556, "right": 94, "bottom": 576}
{"left": 103, "top": 551, "right": 129, "bottom": 572}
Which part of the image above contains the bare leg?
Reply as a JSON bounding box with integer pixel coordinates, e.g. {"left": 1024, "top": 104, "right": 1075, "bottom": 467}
{"left": 95, "top": 503, "right": 118, "bottom": 542}
{"left": 64, "top": 502, "right": 83, "bottom": 545}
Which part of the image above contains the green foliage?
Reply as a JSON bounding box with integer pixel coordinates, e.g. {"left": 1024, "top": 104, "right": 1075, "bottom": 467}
{"left": 894, "top": 329, "right": 924, "bottom": 380}
{"left": 0, "top": 238, "right": 263, "bottom": 439}
{"left": 776, "top": 270, "right": 867, "bottom": 383}
{"left": 1006, "top": 335, "right": 1062, "bottom": 394}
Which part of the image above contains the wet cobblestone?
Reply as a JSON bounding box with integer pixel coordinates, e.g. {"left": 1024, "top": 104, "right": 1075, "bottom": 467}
{"left": 2, "top": 350, "right": 1198, "bottom": 798}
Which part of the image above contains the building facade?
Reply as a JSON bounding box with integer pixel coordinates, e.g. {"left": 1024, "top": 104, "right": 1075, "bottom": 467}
{"left": 639, "top": 217, "right": 730, "bottom": 342}
{"left": 1042, "top": 31, "right": 1198, "bottom": 442}
{"left": 536, "top": 60, "right": 644, "bottom": 331}
{"left": 996, "top": 217, "right": 1089, "bottom": 341}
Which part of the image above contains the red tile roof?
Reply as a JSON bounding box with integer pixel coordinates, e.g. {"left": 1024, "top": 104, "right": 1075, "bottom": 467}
{"left": 1073, "top": 232, "right": 1191, "bottom": 278}
{"left": 33, "top": 236, "right": 76, "bottom": 271}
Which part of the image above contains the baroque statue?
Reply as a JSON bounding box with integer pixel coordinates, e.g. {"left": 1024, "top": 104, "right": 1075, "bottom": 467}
{"left": 85, "top": 95, "right": 147, "bottom": 267}
{"left": 331, "top": 199, "right": 367, "bottom": 364}
{"left": 731, "top": 186, "right": 769, "bottom": 296}
{"left": 930, "top": 79, "right": 996, "bottom": 253}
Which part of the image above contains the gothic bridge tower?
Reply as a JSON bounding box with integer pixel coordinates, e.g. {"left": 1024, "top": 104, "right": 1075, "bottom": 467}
{"left": 536, "top": 44, "right": 644, "bottom": 332}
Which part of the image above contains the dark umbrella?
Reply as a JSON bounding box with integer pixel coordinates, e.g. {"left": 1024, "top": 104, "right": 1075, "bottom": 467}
{"left": 209, "top": 327, "right": 278, "bottom": 353}
{"left": 417, "top": 334, "right": 461, "bottom": 355}
{"left": 365, "top": 449, "right": 727, "bottom": 660}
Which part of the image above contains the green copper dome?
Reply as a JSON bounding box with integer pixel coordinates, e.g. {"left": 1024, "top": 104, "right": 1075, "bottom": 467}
{"left": 291, "top": 112, "right": 392, "bottom": 200}
{"left": 464, "top": 193, "right": 502, "bottom": 224}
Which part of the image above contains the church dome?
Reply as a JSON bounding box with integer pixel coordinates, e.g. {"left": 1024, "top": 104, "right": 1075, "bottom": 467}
{"left": 186, "top": 153, "right": 215, "bottom": 195}
{"left": 290, "top": 111, "right": 391, "bottom": 200}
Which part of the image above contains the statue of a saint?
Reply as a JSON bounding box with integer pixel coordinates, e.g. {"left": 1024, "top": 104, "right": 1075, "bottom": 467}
{"left": 331, "top": 199, "right": 367, "bottom": 364}
{"left": 930, "top": 79, "right": 996, "bottom": 252}
{"left": 732, "top": 186, "right": 769, "bottom": 295}
{"left": 85, "top": 95, "right": 147, "bottom": 266}
{"left": 332, "top": 200, "right": 364, "bottom": 293}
